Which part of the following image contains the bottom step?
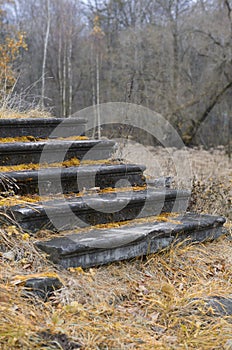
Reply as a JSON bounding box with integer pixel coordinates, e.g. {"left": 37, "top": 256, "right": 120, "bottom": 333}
{"left": 35, "top": 213, "right": 226, "bottom": 268}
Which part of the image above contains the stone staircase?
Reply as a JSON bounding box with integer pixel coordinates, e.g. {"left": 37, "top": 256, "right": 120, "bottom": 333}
{"left": 0, "top": 117, "right": 227, "bottom": 268}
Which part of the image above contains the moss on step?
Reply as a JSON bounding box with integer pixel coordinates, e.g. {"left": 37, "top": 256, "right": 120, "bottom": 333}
{"left": 0, "top": 185, "right": 147, "bottom": 207}
{"left": 35, "top": 213, "right": 181, "bottom": 240}
{"left": 0, "top": 136, "right": 88, "bottom": 143}
{"left": 0, "top": 157, "right": 121, "bottom": 172}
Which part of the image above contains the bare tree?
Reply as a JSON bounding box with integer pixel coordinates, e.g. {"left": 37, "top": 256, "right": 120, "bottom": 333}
{"left": 90, "top": 14, "right": 105, "bottom": 138}
{"left": 41, "top": 0, "right": 50, "bottom": 108}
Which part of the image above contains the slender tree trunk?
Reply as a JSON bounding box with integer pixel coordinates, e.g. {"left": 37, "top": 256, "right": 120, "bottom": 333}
{"left": 58, "top": 29, "right": 63, "bottom": 117}
{"left": 62, "top": 41, "right": 67, "bottom": 117}
{"left": 96, "top": 52, "right": 101, "bottom": 139}
{"left": 91, "top": 43, "right": 96, "bottom": 138}
{"left": 171, "top": 0, "right": 180, "bottom": 106}
{"left": 68, "top": 34, "right": 73, "bottom": 117}
{"left": 41, "top": 0, "right": 50, "bottom": 108}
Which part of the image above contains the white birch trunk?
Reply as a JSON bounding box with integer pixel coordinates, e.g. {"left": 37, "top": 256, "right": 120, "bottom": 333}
{"left": 68, "top": 34, "right": 73, "bottom": 117}
{"left": 58, "top": 28, "right": 63, "bottom": 117}
{"left": 41, "top": 0, "right": 50, "bottom": 108}
{"left": 91, "top": 43, "right": 97, "bottom": 138}
{"left": 96, "top": 53, "right": 101, "bottom": 139}
{"left": 62, "top": 41, "right": 67, "bottom": 117}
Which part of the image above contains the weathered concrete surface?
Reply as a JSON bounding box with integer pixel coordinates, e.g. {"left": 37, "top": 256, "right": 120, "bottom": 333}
{"left": 0, "top": 139, "right": 116, "bottom": 165}
{"left": 147, "top": 176, "right": 173, "bottom": 188}
{"left": 35, "top": 213, "right": 226, "bottom": 268}
{"left": 0, "top": 118, "right": 86, "bottom": 138}
{"left": 23, "top": 277, "right": 63, "bottom": 301}
{"left": 1, "top": 163, "right": 146, "bottom": 195}
{"left": 4, "top": 189, "right": 190, "bottom": 232}
{"left": 37, "top": 331, "right": 82, "bottom": 349}
{"left": 191, "top": 296, "right": 232, "bottom": 316}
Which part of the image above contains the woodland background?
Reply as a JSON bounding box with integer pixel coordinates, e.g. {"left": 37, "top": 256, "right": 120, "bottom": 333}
{"left": 0, "top": 2, "right": 232, "bottom": 349}
{"left": 0, "top": 0, "right": 232, "bottom": 148}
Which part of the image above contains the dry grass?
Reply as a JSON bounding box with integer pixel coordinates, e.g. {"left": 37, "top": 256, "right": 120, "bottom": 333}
{"left": 0, "top": 158, "right": 120, "bottom": 173}
{"left": 121, "top": 142, "right": 232, "bottom": 220}
{"left": 0, "top": 108, "right": 53, "bottom": 119}
{"left": 0, "top": 185, "right": 147, "bottom": 207}
{"left": 0, "top": 231, "right": 232, "bottom": 349}
{"left": 0, "top": 141, "right": 231, "bottom": 349}
{"left": 120, "top": 142, "right": 231, "bottom": 180}
{"left": 0, "top": 136, "right": 88, "bottom": 143}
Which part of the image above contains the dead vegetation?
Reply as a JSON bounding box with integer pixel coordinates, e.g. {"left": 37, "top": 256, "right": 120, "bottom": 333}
{"left": 0, "top": 143, "right": 231, "bottom": 349}
{"left": 0, "top": 157, "right": 120, "bottom": 173}
{"left": 0, "top": 136, "right": 88, "bottom": 143}
{"left": 0, "top": 185, "right": 147, "bottom": 207}
{"left": 0, "top": 230, "right": 232, "bottom": 349}
{"left": 121, "top": 142, "right": 232, "bottom": 220}
{"left": 0, "top": 108, "right": 53, "bottom": 119}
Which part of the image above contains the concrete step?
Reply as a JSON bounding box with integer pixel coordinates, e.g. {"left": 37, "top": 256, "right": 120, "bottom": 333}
{"left": 35, "top": 213, "right": 226, "bottom": 268}
{"left": 0, "top": 117, "right": 87, "bottom": 138}
{"left": 3, "top": 188, "right": 190, "bottom": 232}
{"left": 0, "top": 163, "right": 146, "bottom": 195}
{"left": 0, "top": 139, "right": 116, "bottom": 166}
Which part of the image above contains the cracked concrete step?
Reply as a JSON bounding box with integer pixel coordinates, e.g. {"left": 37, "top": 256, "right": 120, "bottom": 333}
{"left": 0, "top": 117, "right": 87, "bottom": 138}
{"left": 3, "top": 188, "right": 190, "bottom": 232}
{"left": 0, "top": 163, "right": 146, "bottom": 195}
{"left": 0, "top": 139, "right": 116, "bottom": 166}
{"left": 35, "top": 213, "right": 227, "bottom": 268}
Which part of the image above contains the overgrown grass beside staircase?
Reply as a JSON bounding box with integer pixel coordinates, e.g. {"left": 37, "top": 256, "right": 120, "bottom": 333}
{"left": 0, "top": 110, "right": 231, "bottom": 349}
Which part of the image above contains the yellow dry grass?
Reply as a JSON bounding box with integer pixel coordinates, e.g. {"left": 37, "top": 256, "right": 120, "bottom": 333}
{"left": 0, "top": 228, "right": 232, "bottom": 349}
{"left": 0, "top": 141, "right": 231, "bottom": 349}
{"left": 122, "top": 142, "right": 232, "bottom": 220}
{"left": 0, "top": 136, "right": 88, "bottom": 143}
{"left": 0, "top": 108, "right": 52, "bottom": 119}
{"left": 0, "top": 185, "right": 147, "bottom": 207}
{"left": 0, "top": 157, "right": 120, "bottom": 173}
{"left": 35, "top": 213, "right": 181, "bottom": 241}
{"left": 0, "top": 195, "right": 40, "bottom": 207}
